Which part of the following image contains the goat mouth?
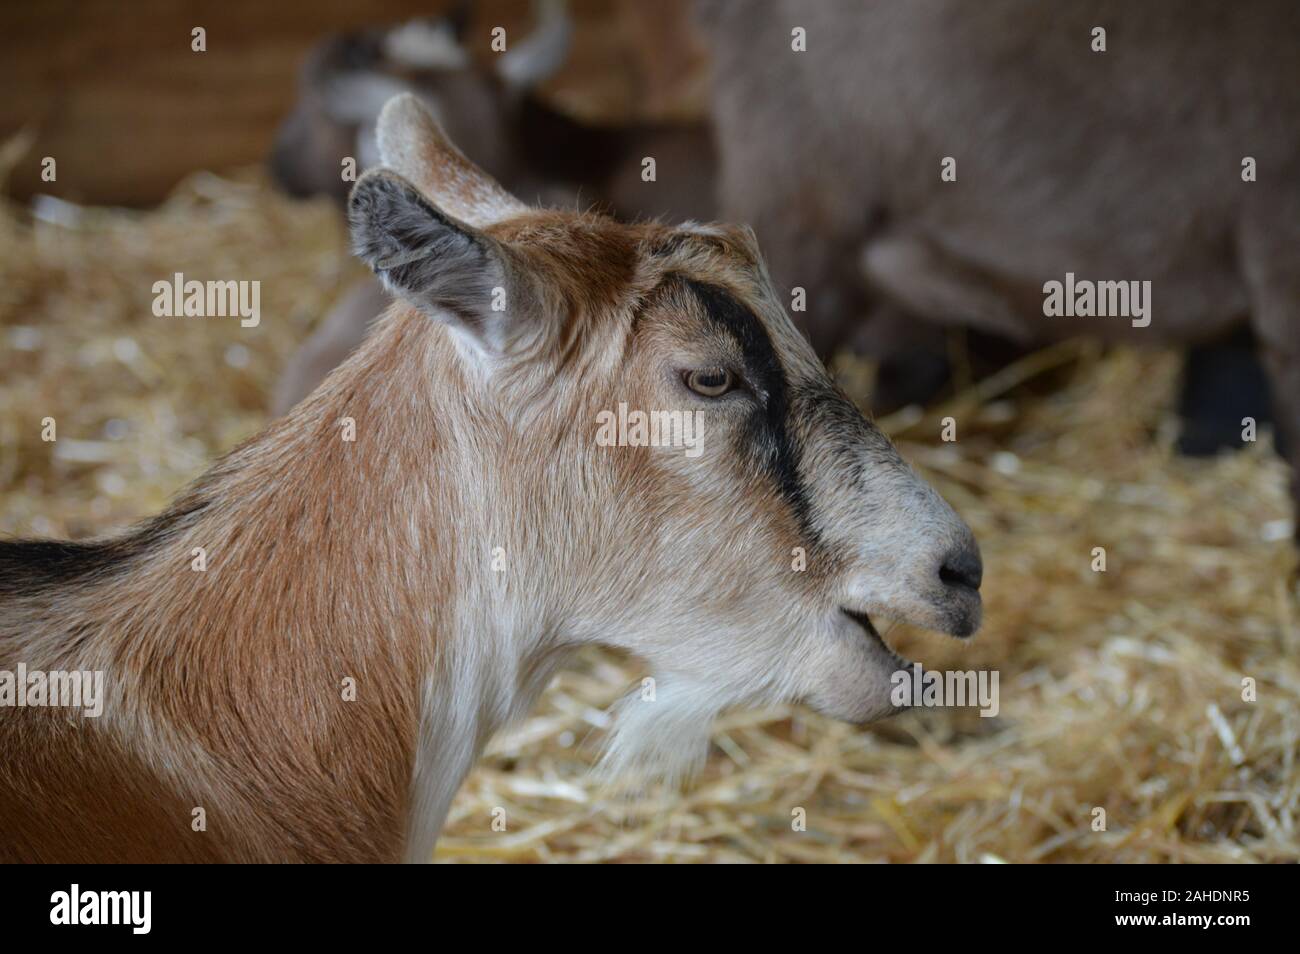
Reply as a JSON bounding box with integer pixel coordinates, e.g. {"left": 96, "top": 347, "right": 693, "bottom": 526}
{"left": 840, "top": 608, "right": 909, "bottom": 666}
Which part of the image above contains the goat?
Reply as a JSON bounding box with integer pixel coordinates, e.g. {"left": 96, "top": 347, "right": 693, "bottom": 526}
{"left": 270, "top": 3, "right": 713, "bottom": 223}
{"left": 0, "top": 95, "right": 982, "bottom": 863}
{"left": 700, "top": 0, "right": 1300, "bottom": 527}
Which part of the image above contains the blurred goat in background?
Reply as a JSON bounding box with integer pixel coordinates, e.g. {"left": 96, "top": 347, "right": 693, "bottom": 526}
{"left": 699, "top": 0, "right": 1298, "bottom": 524}
{"left": 268, "top": 0, "right": 715, "bottom": 413}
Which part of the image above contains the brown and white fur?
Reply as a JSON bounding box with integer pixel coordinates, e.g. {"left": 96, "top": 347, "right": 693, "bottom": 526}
{"left": 0, "top": 95, "right": 981, "bottom": 863}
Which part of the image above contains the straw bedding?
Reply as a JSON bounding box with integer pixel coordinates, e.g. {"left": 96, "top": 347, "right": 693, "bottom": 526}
{"left": 2, "top": 162, "right": 1296, "bottom": 863}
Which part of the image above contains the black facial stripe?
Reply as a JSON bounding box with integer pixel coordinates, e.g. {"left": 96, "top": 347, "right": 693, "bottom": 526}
{"left": 679, "top": 277, "right": 815, "bottom": 538}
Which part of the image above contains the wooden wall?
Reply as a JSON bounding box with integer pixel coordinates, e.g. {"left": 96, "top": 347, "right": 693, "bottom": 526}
{"left": 0, "top": 0, "right": 706, "bottom": 206}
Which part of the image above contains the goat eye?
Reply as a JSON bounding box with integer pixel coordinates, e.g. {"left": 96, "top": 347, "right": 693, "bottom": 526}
{"left": 684, "top": 367, "right": 735, "bottom": 397}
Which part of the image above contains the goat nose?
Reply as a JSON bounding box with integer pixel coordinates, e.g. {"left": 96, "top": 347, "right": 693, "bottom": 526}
{"left": 939, "top": 542, "right": 983, "bottom": 592}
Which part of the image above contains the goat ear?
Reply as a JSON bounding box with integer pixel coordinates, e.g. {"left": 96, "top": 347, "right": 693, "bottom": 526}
{"left": 375, "top": 93, "right": 525, "bottom": 228}
{"left": 348, "top": 169, "right": 531, "bottom": 354}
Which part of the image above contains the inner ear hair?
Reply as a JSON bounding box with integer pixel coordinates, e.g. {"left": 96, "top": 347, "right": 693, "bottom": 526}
{"left": 349, "top": 170, "right": 503, "bottom": 336}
